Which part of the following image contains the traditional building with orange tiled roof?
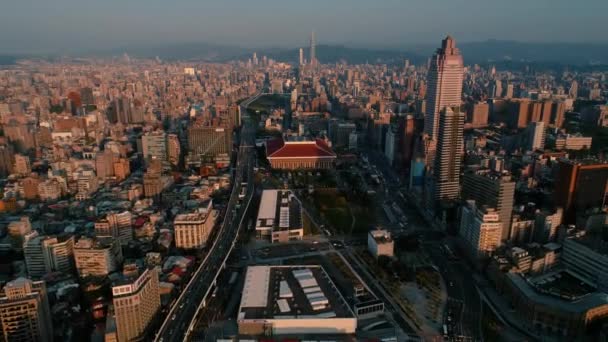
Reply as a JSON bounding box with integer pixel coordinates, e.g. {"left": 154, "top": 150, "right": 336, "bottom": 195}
{"left": 265, "top": 137, "right": 336, "bottom": 170}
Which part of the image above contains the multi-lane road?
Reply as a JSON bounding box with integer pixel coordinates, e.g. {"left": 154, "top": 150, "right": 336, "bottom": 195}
{"left": 154, "top": 92, "right": 259, "bottom": 342}
{"left": 360, "top": 147, "right": 482, "bottom": 341}
{"left": 425, "top": 240, "right": 481, "bottom": 341}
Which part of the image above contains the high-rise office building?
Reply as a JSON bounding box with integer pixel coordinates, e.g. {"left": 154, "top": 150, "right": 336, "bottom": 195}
{"left": 555, "top": 159, "right": 608, "bottom": 222}
{"left": 505, "top": 83, "right": 514, "bottom": 99}
{"left": 525, "top": 121, "right": 546, "bottom": 151}
{"left": 401, "top": 115, "right": 416, "bottom": 171}
{"left": 551, "top": 101, "right": 566, "bottom": 128}
{"left": 459, "top": 201, "right": 502, "bottom": 258}
{"left": 423, "top": 35, "right": 464, "bottom": 162}
{"left": 110, "top": 266, "right": 160, "bottom": 342}
{"left": 96, "top": 211, "right": 133, "bottom": 246}
{"left": 569, "top": 80, "right": 578, "bottom": 99}
{"left": 80, "top": 87, "right": 95, "bottom": 106}
{"left": 527, "top": 101, "right": 542, "bottom": 123}
{"left": 187, "top": 126, "right": 232, "bottom": 158}
{"left": 466, "top": 102, "right": 489, "bottom": 128}
{"left": 23, "top": 232, "right": 75, "bottom": 278}
{"left": 0, "top": 278, "right": 53, "bottom": 342}
{"left": 0, "top": 144, "right": 14, "bottom": 177}
{"left": 329, "top": 121, "right": 356, "bottom": 148}
{"left": 433, "top": 107, "right": 464, "bottom": 202}
{"left": 141, "top": 131, "right": 167, "bottom": 162}
{"left": 462, "top": 170, "right": 516, "bottom": 241}
{"left": 96, "top": 149, "right": 116, "bottom": 179}
{"left": 504, "top": 99, "right": 566, "bottom": 129}
{"left": 299, "top": 48, "right": 304, "bottom": 65}
{"left": 534, "top": 208, "right": 563, "bottom": 243}
{"left": 167, "top": 133, "right": 181, "bottom": 167}
{"left": 113, "top": 158, "right": 131, "bottom": 180}
{"left": 143, "top": 170, "right": 166, "bottom": 199}
{"left": 490, "top": 79, "right": 502, "bottom": 98}
{"left": 384, "top": 128, "right": 397, "bottom": 166}
{"left": 541, "top": 100, "right": 553, "bottom": 125}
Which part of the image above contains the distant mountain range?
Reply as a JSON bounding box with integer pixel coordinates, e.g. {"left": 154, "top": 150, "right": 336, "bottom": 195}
{"left": 0, "top": 55, "right": 20, "bottom": 65}
{"left": 2, "top": 40, "right": 608, "bottom": 66}
{"left": 115, "top": 40, "right": 608, "bottom": 66}
{"left": 458, "top": 40, "right": 608, "bottom": 65}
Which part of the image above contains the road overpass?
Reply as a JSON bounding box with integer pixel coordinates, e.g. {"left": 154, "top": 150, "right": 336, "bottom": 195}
{"left": 154, "top": 91, "right": 260, "bottom": 342}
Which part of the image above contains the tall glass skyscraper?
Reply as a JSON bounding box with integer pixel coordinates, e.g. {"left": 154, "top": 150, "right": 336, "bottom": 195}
{"left": 423, "top": 36, "right": 464, "bottom": 164}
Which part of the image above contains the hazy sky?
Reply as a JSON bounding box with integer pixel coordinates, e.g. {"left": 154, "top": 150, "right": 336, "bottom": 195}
{"left": 1, "top": 0, "right": 607, "bottom": 53}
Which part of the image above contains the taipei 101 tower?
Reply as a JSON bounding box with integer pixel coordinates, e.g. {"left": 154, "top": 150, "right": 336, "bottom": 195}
{"left": 310, "top": 31, "right": 316, "bottom": 67}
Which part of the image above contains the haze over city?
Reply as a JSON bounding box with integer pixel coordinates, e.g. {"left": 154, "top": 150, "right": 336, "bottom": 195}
{"left": 1, "top": 0, "right": 608, "bottom": 53}
{"left": 1, "top": 2, "right": 608, "bottom": 342}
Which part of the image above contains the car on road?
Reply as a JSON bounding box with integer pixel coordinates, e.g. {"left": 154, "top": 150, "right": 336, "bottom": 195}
{"left": 331, "top": 241, "right": 344, "bottom": 249}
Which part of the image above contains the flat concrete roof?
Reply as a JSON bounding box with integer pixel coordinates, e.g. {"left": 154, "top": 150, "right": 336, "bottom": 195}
{"left": 238, "top": 265, "right": 354, "bottom": 321}
{"left": 257, "top": 190, "right": 279, "bottom": 226}
{"left": 241, "top": 266, "right": 271, "bottom": 309}
{"left": 256, "top": 190, "right": 302, "bottom": 232}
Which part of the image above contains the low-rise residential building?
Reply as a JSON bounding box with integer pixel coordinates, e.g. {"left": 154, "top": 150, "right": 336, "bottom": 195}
{"left": 38, "top": 179, "right": 63, "bottom": 201}
{"left": 367, "top": 229, "right": 394, "bottom": 258}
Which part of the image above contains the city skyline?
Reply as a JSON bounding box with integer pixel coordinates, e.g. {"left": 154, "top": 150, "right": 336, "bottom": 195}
{"left": 1, "top": 0, "right": 608, "bottom": 54}
{"left": 1, "top": 2, "right": 608, "bottom": 339}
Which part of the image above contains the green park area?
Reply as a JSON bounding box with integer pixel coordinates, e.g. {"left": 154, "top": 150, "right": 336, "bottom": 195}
{"left": 312, "top": 190, "right": 373, "bottom": 235}
{"left": 246, "top": 94, "right": 288, "bottom": 120}
{"left": 302, "top": 213, "right": 320, "bottom": 235}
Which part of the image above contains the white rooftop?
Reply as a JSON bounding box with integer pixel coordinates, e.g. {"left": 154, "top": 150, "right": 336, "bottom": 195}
{"left": 257, "top": 190, "right": 278, "bottom": 227}
{"left": 241, "top": 266, "right": 270, "bottom": 308}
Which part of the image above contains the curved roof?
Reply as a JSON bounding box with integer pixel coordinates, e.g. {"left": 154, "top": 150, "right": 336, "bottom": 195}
{"left": 266, "top": 138, "right": 336, "bottom": 159}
